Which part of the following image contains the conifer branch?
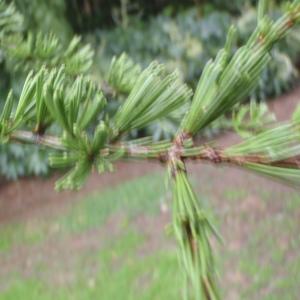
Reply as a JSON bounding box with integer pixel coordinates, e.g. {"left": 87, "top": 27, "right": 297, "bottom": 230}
{"left": 180, "top": 0, "right": 300, "bottom": 136}
{"left": 0, "top": 0, "right": 94, "bottom": 78}
{"left": 1, "top": 0, "right": 300, "bottom": 299}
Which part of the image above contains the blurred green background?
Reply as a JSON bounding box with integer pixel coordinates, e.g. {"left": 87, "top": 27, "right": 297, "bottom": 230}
{"left": 1, "top": 0, "right": 300, "bottom": 179}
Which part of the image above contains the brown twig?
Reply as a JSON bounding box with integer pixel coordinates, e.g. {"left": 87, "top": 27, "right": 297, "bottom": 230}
{"left": 7, "top": 130, "right": 300, "bottom": 170}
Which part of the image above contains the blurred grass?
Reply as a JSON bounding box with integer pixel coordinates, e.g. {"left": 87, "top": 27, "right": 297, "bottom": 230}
{"left": 0, "top": 172, "right": 166, "bottom": 252}
{"left": 0, "top": 231, "right": 180, "bottom": 300}
{"left": 238, "top": 192, "right": 300, "bottom": 299}
{"left": 1, "top": 170, "right": 300, "bottom": 299}
{"left": 58, "top": 171, "right": 166, "bottom": 233}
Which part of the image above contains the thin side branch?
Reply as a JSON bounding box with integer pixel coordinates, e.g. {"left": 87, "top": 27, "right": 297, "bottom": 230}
{"left": 7, "top": 130, "right": 300, "bottom": 170}
{"left": 115, "top": 142, "right": 300, "bottom": 170}
{"left": 10, "top": 130, "right": 64, "bottom": 150}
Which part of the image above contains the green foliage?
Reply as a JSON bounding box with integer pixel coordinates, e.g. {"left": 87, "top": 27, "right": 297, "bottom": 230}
{"left": 1, "top": 0, "right": 300, "bottom": 299}
{"left": 14, "top": 0, "right": 72, "bottom": 41}
{"left": 172, "top": 169, "right": 219, "bottom": 299}
{"left": 225, "top": 119, "right": 300, "bottom": 185}
{"left": 0, "top": 0, "right": 23, "bottom": 36}
{"left": 2, "top": 0, "right": 299, "bottom": 180}
{"left": 179, "top": 1, "right": 300, "bottom": 136}
{"left": 2, "top": 33, "right": 94, "bottom": 76}
{"left": 2, "top": 67, "right": 107, "bottom": 190}
{"left": 107, "top": 53, "right": 142, "bottom": 94}
{"left": 94, "top": 3, "right": 299, "bottom": 140}
{"left": 0, "top": 0, "right": 94, "bottom": 179}
{"left": 0, "top": 0, "right": 83, "bottom": 80}
{"left": 237, "top": 5, "right": 299, "bottom": 98}
{"left": 95, "top": 10, "right": 231, "bottom": 86}
{"left": 0, "top": 143, "right": 48, "bottom": 179}
{"left": 232, "top": 100, "right": 275, "bottom": 138}
{"left": 113, "top": 62, "right": 192, "bottom": 133}
{"left": 95, "top": 6, "right": 299, "bottom": 100}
